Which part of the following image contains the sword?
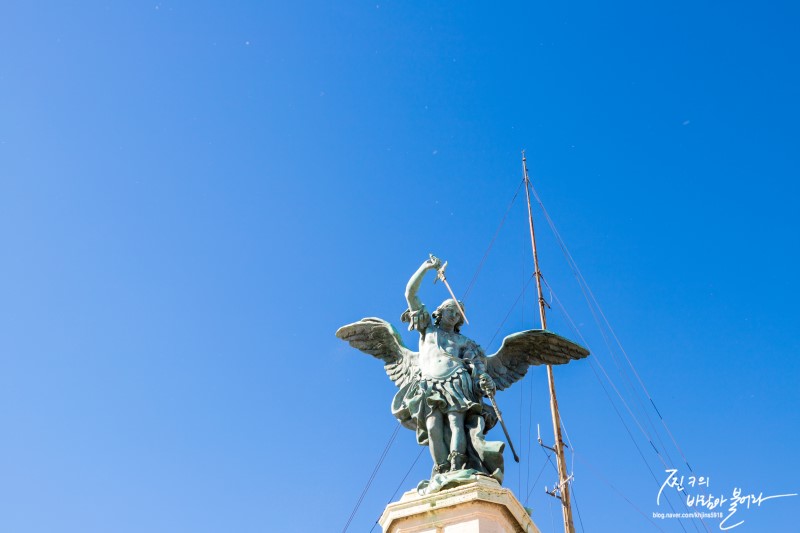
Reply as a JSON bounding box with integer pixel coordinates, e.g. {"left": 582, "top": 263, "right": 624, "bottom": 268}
{"left": 487, "top": 392, "right": 520, "bottom": 463}
{"left": 426, "top": 254, "right": 516, "bottom": 462}
{"left": 429, "top": 254, "right": 469, "bottom": 325}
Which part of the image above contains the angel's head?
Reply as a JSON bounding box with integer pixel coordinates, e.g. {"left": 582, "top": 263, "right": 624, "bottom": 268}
{"left": 432, "top": 299, "right": 466, "bottom": 333}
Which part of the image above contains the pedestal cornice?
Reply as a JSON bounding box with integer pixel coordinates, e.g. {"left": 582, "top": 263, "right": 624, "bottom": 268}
{"left": 379, "top": 476, "right": 541, "bottom": 533}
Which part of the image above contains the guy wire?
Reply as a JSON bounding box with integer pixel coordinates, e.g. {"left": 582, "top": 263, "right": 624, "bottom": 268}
{"left": 342, "top": 423, "right": 401, "bottom": 533}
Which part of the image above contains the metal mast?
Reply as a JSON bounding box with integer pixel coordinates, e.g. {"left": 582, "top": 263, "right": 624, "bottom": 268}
{"left": 522, "top": 152, "right": 575, "bottom": 533}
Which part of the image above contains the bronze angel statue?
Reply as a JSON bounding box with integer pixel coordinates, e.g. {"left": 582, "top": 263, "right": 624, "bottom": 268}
{"left": 336, "top": 255, "right": 589, "bottom": 494}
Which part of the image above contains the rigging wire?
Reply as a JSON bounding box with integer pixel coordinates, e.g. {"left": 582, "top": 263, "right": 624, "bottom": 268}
{"left": 480, "top": 177, "right": 690, "bottom": 529}
{"left": 526, "top": 180, "right": 709, "bottom": 530}
{"left": 519, "top": 242, "right": 527, "bottom": 498}
{"left": 537, "top": 443, "right": 564, "bottom": 510}
{"left": 557, "top": 413, "right": 580, "bottom": 529}
{"left": 525, "top": 456, "right": 553, "bottom": 505}
{"left": 557, "top": 375, "right": 670, "bottom": 533}
{"left": 485, "top": 273, "right": 536, "bottom": 350}
{"left": 342, "top": 423, "right": 401, "bottom": 533}
{"left": 571, "top": 485, "right": 586, "bottom": 533}
{"left": 572, "top": 449, "right": 667, "bottom": 532}
{"left": 519, "top": 371, "right": 526, "bottom": 498}
{"left": 520, "top": 237, "right": 538, "bottom": 502}
{"left": 546, "top": 276, "right": 665, "bottom": 462}
{"left": 527, "top": 181, "right": 695, "bottom": 475}
{"left": 386, "top": 447, "right": 425, "bottom": 502}
{"left": 525, "top": 366, "right": 535, "bottom": 503}
{"left": 472, "top": 175, "right": 704, "bottom": 531}
{"left": 519, "top": 376, "right": 524, "bottom": 497}
{"left": 546, "top": 250, "right": 683, "bottom": 481}
{"left": 545, "top": 279, "right": 701, "bottom": 533}
{"left": 462, "top": 177, "right": 525, "bottom": 302}
{"left": 546, "top": 246, "right": 682, "bottom": 476}
{"left": 368, "top": 447, "right": 426, "bottom": 533}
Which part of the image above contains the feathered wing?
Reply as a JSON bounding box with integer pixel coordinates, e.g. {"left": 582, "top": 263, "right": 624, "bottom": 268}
{"left": 335, "top": 317, "right": 419, "bottom": 388}
{"left": 485, "top": 330, "right": 589, "bottom": 391}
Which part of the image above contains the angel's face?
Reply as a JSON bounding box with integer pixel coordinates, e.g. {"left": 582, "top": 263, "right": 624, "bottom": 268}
{"left": 439, "top": 304, "right": 461, "bottom": 328}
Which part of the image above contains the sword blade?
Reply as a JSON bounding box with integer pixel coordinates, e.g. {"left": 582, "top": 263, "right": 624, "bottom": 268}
{"left": 489, "top": 394, "right": 520, "bottom": 462}
{"left": 441, "top": 278, "right": 469, "bottom": 325}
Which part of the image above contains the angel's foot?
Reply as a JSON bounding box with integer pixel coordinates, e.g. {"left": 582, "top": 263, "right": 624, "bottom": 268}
{"left": 433, "top": 461, "right": 450, "bottom": 474}
{"left": 448, "top": 451, "right": 467, "bottom": 471}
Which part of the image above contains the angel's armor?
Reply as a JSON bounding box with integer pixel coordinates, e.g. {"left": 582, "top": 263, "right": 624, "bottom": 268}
{"left": 416, "top": 325, "right": 483, "bottom": 415}
{"left": 393, "top": 307, "right": 505, "bottom": 480}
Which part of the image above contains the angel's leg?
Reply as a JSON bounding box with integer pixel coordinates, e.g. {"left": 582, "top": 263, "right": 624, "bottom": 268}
{"left": 447, "top": 412, "right": 466, "bottom": 453}
{"left": 447, "top": 412, "right": 467, "bottom": 469}
{"left": 425, "top": 411, "right": 448, "bottom": 471}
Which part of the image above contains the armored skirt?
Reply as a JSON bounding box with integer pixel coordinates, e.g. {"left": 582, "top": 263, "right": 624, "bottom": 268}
{"left": 391, "top": 365, "right": 505, "bottom": 481}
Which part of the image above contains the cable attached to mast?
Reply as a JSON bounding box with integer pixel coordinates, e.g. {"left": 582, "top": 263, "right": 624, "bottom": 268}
{"left": 521, "top": 151, "right": 577, "bottom": 533}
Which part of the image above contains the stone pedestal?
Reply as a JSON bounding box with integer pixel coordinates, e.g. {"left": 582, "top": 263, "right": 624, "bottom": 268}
{"left": 379, "top": 476, "right": 541, "bottom": 533}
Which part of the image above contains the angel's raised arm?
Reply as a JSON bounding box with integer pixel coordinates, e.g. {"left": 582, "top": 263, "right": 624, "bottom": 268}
{"left": 405, "top": 256, "right": 441, "bottom": 311}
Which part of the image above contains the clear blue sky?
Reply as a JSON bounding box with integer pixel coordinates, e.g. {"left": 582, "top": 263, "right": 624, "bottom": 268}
{"left": 1, "top": 2, "right": 798, "bottom": 532}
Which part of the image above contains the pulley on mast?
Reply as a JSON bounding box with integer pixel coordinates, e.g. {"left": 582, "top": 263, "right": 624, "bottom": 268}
{"left": 522, "top": 151, "right": 576, "bottom": 533}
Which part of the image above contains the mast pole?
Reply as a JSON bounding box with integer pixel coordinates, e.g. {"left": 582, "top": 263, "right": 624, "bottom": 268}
{"left": 522, "top": 151, "right": 575, "bottom": 533}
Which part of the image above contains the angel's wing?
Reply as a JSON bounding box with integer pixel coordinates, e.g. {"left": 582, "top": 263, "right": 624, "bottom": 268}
{"left": 485, "top": 329, "right": 589, "bottom": 391}
{"left": 335, "top": 317, "right": 420, "bottom": 388}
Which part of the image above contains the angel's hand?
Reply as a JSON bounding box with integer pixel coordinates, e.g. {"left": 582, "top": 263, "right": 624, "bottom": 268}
{"left": 426, "top": 255, "right": 443, "bottom": 271}
{"left": 479, "top": 373, "right": 496, "bottom": 397}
